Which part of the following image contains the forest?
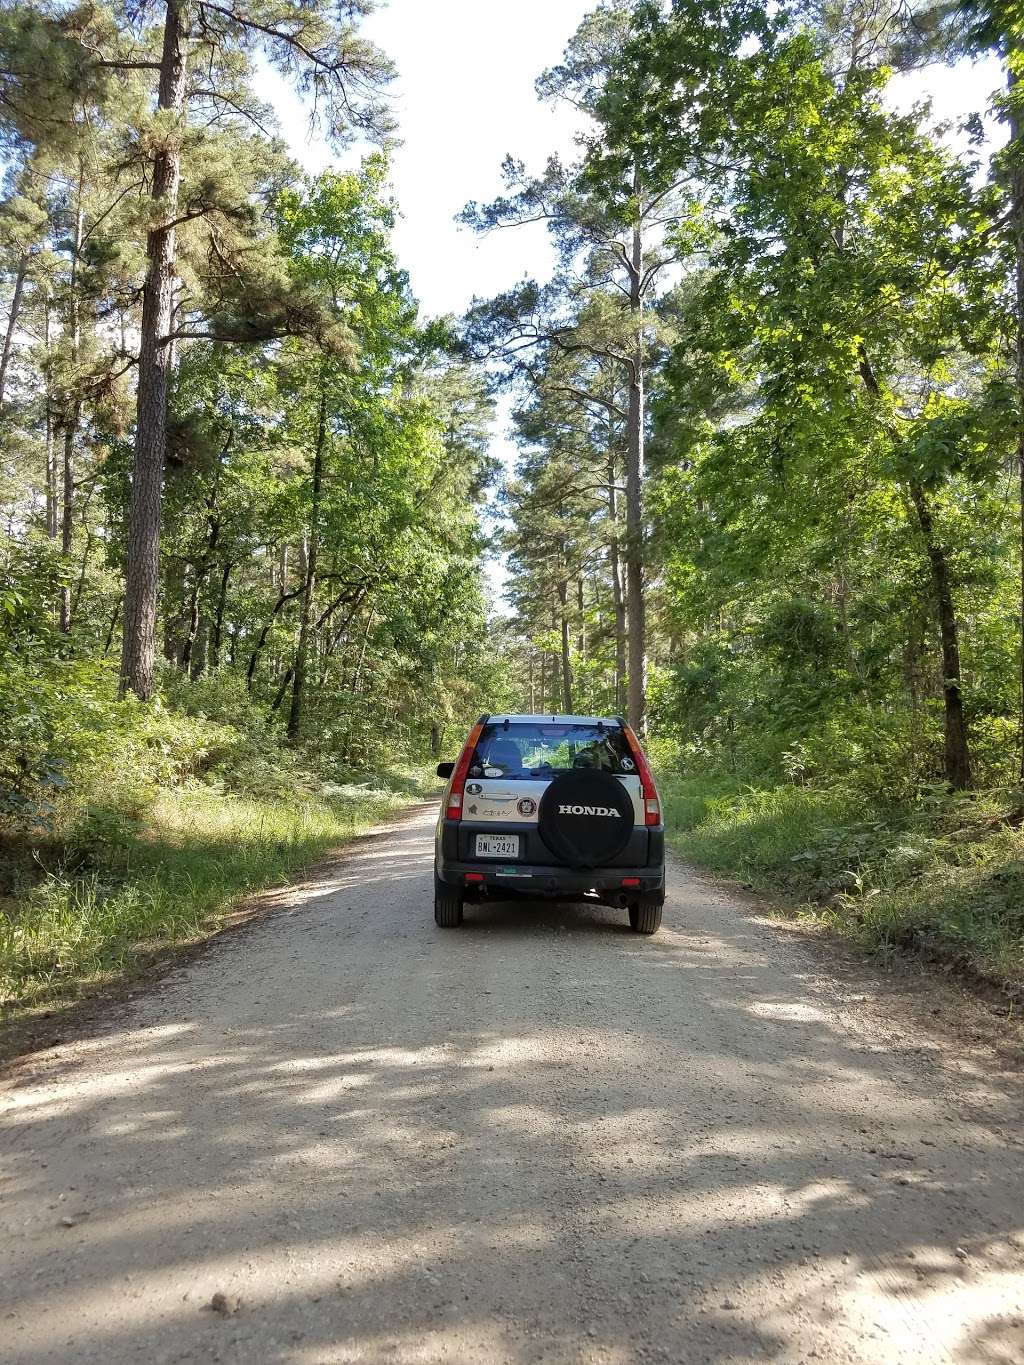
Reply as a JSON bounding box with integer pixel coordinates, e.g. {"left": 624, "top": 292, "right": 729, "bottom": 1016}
{"left": 1, "top": 0, "right": 1023, "bottom": 1015}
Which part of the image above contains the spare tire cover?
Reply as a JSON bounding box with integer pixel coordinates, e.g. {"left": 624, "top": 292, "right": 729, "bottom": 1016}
{"left": 537, "top": 769, "right": 635, "bottom": 869}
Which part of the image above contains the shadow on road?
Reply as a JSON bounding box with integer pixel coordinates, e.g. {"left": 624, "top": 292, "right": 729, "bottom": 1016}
{"left": 2, "top": 813, "right": 1022, "bottom": 1364}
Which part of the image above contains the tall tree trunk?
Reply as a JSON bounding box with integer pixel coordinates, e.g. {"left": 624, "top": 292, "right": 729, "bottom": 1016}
{"left": 1010, "top": 62, "right": 1024, "bottom": 780}
{"left": 120, "top": 0, "right": 188, "bottom": 699}
{"left": 907, "top": 479, "right": 972, "bottom": 789}
{"left": 552, "top": 610, "right": 560, "bottom": 713}
{"left": 180, "top": 567, "right": 202, "bottom": 673}
{"left": 287, "top": 389, "right": 327, "bottom": 740}
{"left": 59, "top": 418, "right": 79, "bottom": 632}
{"left": 59, "top": 183, "right": 84, "bottom": 634}
{"left": 624, "top": 203, "right": 646, "bottom": 733}
{"left": 0, "top": 250, "right": 28, "bottom": 409}
{"left": 557, "top": 576, "right": 573, "bottom": 713}
{"left": 43, "top": 291, "right": 57, "bottom": 539}
{"left": 211, "top": 561, "right": 231, "bottom": 668}
{"left": 607, "top": 444, "right": 627, "bottom": 714}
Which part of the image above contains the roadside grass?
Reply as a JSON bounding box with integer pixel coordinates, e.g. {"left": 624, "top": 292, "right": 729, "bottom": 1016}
{"left": 0, "top": 766, "right": 437, "bottom": 1020}
{"left": 658, "top": 772, "right": 1024, "bottom": 992}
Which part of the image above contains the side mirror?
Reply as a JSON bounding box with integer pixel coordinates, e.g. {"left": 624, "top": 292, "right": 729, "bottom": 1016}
{"left": 436, "top": 761, "right": 455, "bottom": 779}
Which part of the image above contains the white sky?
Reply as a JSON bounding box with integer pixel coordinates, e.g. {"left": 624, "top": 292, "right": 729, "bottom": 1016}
{"left": 266, "top": 0, "right": 594, "bottom": 316}
{"left": 263, "top": 3, "right": 1007, "bottom": 608}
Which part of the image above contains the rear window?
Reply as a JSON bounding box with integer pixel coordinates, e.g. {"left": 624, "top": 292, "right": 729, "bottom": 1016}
{"left": 469, "top": 723, "right": 635, "bottom": 779}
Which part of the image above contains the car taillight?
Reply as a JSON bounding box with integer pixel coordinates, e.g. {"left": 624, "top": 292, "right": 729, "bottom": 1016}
{"left": 446, "top": 719, "right": 486, "bottom": 821}
{"left": 623, "top": 725, "right": 661, "bottom": 827}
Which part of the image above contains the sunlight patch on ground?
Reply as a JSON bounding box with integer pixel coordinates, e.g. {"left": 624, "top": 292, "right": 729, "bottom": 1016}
{"left": 748, "top": 1000, "right": 830, "bottom": 1023}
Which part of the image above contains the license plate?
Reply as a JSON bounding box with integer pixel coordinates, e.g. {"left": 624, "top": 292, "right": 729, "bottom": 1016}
{"left": 475, "top": 833, "right": 520, "bottom": 859}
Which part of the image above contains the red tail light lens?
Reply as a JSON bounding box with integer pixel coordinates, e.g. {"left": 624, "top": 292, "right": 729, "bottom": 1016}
{"left": 623, "top": 725, "right": 661, "bottom": 826}
{"left": 445, "top": 719, "right": 486, "bottom": 821}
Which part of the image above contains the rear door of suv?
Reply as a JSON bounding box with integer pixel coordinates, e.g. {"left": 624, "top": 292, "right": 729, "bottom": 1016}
{"left": 457, "top": 718, "right": 645, "bottom": 869}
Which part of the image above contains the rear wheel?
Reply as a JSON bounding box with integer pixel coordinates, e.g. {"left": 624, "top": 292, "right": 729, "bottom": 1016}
{"left": 434, "top": 878, "right": 464, "bottom": 928}
{"left": 628, "top": 899, "right": 662, "bottom": 935}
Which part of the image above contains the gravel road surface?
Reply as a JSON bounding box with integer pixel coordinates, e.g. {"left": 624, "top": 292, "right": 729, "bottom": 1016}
{"left": 2, "top": 804, "right": 1023, "bottom": 1364}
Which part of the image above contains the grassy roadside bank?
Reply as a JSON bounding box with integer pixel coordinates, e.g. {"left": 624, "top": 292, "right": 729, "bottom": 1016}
{"left": 1, "top": 684, "right": 440, "bottom": 1023}
{"left": 658, "top": 772, "right": 1024, "bottom": 997}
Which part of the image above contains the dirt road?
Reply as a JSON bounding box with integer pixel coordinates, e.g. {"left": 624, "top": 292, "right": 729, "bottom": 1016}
{"left": 2, "top": 805, "right": 1023, "bottom": 1364}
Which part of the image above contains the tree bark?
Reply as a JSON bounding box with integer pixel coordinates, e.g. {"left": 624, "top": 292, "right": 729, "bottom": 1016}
{"left": 287, "top": 389, "right": 328, "bottom": 740}
{"left": 59, "top": 418, "right": 78, "bottom": 633}
{"left": 43, "top": 290, "right": 57, "bottom": 539}
{"left": 120, "top": 0, "right": 188, "bottom": 698}
{"left": 624, "top": 205, "right": 646, "bottom": 733}
{"left": 557, "top": 575, "right": 573, "bottom": 713}
{"left": 907, "top": 479, "right": 972, "bottom": 789}
{"left": 59, "top": 182, "right": 84, "bottom": 634}
{"left": 180, "top": 568, "right": 201, "bottom": 673}
{"left": 1010, "top": 61, "right": 1024, "bottom": 780}
{"left": 211, "top": 560, "right": 231, "bottom": 668}
{"left": 607, "top": 443, "right": 627, "bottom": 715}
{"left": 0, "top": 250, "right": 28, "bottom": 409}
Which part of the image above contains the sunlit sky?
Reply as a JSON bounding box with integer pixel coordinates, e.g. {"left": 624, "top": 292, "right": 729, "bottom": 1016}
{"left": 264, "top": 1, "right": 1006, "bottom": 606}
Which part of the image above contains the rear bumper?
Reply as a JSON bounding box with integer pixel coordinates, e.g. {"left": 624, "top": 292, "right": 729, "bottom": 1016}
{"left": 436, "top": 818, "right": 665, "bottom": 901}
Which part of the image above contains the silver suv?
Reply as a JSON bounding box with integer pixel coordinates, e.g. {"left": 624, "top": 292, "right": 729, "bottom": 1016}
{"left": 434, "top": 714, "right": 665, "bottom": 934}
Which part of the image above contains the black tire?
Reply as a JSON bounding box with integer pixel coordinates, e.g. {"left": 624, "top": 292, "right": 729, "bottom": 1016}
{"left": 434, "top": 878, "right": 464, "bottom": 928}
{"left": 628, "top": 899, "right": 662, "bottom": 935}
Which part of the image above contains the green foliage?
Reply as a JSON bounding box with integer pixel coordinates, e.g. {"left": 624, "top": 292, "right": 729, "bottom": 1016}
{"left": 660, "top": 771, "right": 1024, "bottom": 984}
{"left": 0, "top": 779, "right": 419, "bottom": 1017}
{"left": 0, "top": 656, "right": 438, "bottom": 1015}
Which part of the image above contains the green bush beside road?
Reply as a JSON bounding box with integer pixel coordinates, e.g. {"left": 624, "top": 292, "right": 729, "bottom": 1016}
{"left": 0, "top": 662, "right": 438, "bottom": 1021}
{"left": 658, "top": 770, "right": 1024, "bottom": 991}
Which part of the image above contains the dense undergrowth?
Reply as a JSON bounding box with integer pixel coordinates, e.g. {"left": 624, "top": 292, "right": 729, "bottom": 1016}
{"left": 0, "top": 661, "right": 437, "bottom": 1020}
{"left": 657, "top": 766, "right": 1024, "bottom": 993}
